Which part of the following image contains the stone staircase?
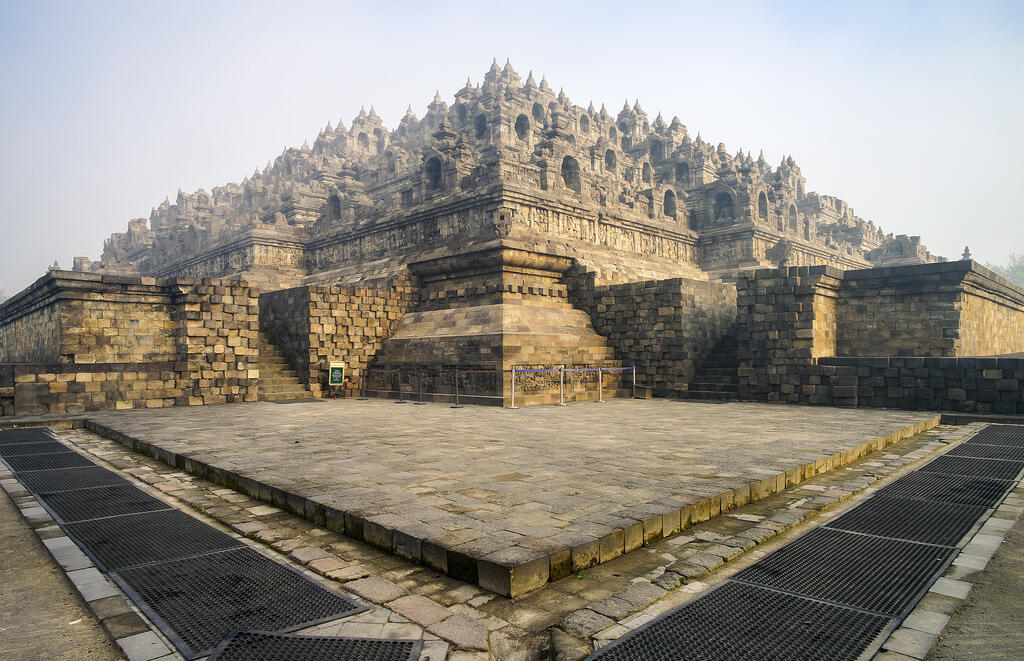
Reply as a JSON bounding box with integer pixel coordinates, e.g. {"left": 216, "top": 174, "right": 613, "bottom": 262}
{"left": 678, "top": 332, "right": 740, "bottom": 401}
{"left": 257, "top": 336, "right": 313, "bottom": 401}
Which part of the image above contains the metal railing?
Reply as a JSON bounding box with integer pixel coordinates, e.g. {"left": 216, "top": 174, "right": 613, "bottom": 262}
{"left": 355, "top": 365, "right": 638, "bottom": 408}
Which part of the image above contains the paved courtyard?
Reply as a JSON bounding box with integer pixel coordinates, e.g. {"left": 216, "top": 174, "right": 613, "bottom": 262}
{"left": 86, "top": 399, "right": 937, "bottom": 595}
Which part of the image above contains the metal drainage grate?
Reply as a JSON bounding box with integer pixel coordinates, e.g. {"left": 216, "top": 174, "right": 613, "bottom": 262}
{"left": 966, "top": 428, "right": 1024, "bottom": 446}
{"left": 64, "top": 509, "right": 243, "bottom": 571}
{"left": 5, "top": 452, "right": 96, "bottom": 472}
{"left": 733, "top": 527, "right": 956, "bottom": 616}
{"left": 0, "top": 441, "right": 70, "bottom": 457}
{"left": 965, "top": 436, "right": 1024, "bottom": 448}
{"left": 0, "top": 428, "right": 54, "bottom": 444}
{"left": 38, "top": 484, "right": 173, "bottom": 524}
{"left": 111, "top": 547, "right": 367, "bottom": 660}
{"left": 17, "top": 465, "right": 131, "bottom": 494}
{"left": 875, "top": 472, "right": 1011, "bottom": 508}
{"left": 824, "top": 496, "right": 986, "bottom": 547}
{"left": 948, "top": 443, "right": 1024, "bottom": 462}
{"left": 586, "top": 580, "right": 895, "bottom": 661}
{"left": 208, "top": 631, "right": 422, "bottom": 661}
{"left": 920, "top": 455, "right": 1024, "bottom": 481}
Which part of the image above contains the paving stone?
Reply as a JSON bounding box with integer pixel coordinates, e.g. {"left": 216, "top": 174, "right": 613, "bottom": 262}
{"left": 561, "top": 609, "right": 615, "bottom": 638}
{"left": 589, "top": 596, "right": 633, "bottom": 620}
{"left": 883, "top": 627, "right": 938, "bottom": 659}
{"left": 902, "top": 610, "right": 950, "bottom": 635}
{"left": 387, "top": 595, "right": 452, "bottom": 626}
{"left": 427, "top": 614, "right": 489, "bottom": 651}
{"left": 344, "top": 575, "right": 408, "bottom": 603}
{"left": 115, "top": 631, "right": 171, "bottom": 661}
{"left": 550, "top": 629, "right": 590, "bottom": 661}
{"left": 306, "top": 555, "right": 350, "bottom": 574}
{"left": 615, "top": 581, "right": 666, "bottom": 609}
{"left": 419, "top": 639, "right": 451, "bottom": 661}
{"left": 930, "top": 577, "right": 972, "bottom": 600}
{"left": 288, "top": 545, "right": 333, "bottom": 564}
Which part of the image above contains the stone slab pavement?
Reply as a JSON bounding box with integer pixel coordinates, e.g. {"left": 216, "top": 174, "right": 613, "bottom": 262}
{"left": 84, "top": 399, "right": 939, "bottom": 596}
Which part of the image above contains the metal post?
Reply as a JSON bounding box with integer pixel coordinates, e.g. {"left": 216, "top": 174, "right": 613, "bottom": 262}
{"left": 508, "top": 366, "right": 518, "bottom": 409}
{"left": 558, "top": 366, "right": 567, "bottom": 406}
{"left": 414, "top": 369, "right": 425, "bottom": 405}
{"left": 632, "top": 365, "right": 637, "bottom": 398}
{"left": 357, "top": 369, "right": 368, "bottom": 400}
{"left": 395, "top": 368, "right": 406, "bottom": 403}
{"left": 451, "top": 368, "right": 463, "bottom": 408}
{"left": 597, "top": 366, "right": 604, "bottom": 403}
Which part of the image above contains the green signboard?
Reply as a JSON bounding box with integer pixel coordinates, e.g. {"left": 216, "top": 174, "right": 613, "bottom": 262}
{"left": 328, "top": 362, "right": 345, "bottom": 386}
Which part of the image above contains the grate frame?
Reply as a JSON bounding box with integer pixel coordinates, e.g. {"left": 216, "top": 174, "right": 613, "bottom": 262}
{"left": 5, "top": 452, "right": 96, "bottom": 472}
{"left": 919, "top": 455, "right": 1024, "bottom": 480}
{"left": 824, "top": 496, "right": 987, "bottom": 547}
{"left": 64, "top": 509, "right": 243, "bottom": 571}
{"left": 207, "top": 630, "right": 422, "bottom": 661}
{"left": 0, "top": 441, "right": 71, "bottom": 457}
{"left": 16, "top": 465, "right": 131, "bottom": 494}
{"left": 732, "top": 527, "right": 957, "bottom": 616}
{"left": 38, "top": 484, "right": 174, "bottom": 524}
{"left": 586, "top": 580, "right": 896, "bottom": 661}
{"left": 111, "top": 547, "right": 367, "bottom": 659}
{"left": 875, "top": 472, "right": 1011, "bottom": 508}
{"left": 947, "top": 443, "right": 1024, "bottom": 462}
{"left": 0, "top": 428, "right": 56, "bottom": 445}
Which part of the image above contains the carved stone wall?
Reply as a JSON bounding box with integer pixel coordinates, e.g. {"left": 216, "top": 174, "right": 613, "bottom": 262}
{"left": 75, "top": 62, "right": 942, "bottom": 294}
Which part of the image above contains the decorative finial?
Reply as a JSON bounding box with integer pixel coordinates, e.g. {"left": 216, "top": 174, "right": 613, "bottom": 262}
{"left": 962, "top": 246, "right": 972, "bottom": 260}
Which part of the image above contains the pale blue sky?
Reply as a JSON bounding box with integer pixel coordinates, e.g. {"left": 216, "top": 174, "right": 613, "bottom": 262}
{"left": 1, "top": 0, "right": 1021, "bottom": 295}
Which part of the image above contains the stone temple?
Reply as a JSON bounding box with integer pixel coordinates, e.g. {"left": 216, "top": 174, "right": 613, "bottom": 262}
{"left": 2, "top": 61, "right": 1022, "bottom": 414}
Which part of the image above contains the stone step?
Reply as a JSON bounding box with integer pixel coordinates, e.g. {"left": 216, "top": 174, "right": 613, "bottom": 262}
{"left": 260, "top": 383, "right": 311, "bottom": 394}
{"left": 260, "top": 377, "right": 305, "bottom": 386}
{"left": 677, "top": 390, "right": 738, "bottom": 401}
{"left": 688, "top": 382, "right": 739, "bottom": 392}
{"left": 258, "top": 391, "right": 314, "bottom": 401}
{"left": 690, "top": 374, "right": 738, "bottom": 385}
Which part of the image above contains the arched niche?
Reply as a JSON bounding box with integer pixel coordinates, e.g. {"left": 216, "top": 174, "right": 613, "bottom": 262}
{"left": 650, "top": 140, "right": 665, "bottom": 161}
{"left": 664, "top": 189, "right": 677, "bottom": 220}
{"left": 425, "top": 157, "right": 442, "bottom": 190}
{"left": 327, "top": 194, "right": 341, "bottom": 219}
{"left": 675, "top": 161, "right": 690, "bottom": 186}
{"left": 561, "top": 156, "right": 581, "bottom": 194}
{"left": 579, "top": 115, "right": 590, "bottom": 133}
{"left": 642, "top": 162, "right": 652, "bottom": 184}
{"left": 605, "top": 149, "right": 616, "bottom": 173}
{"left": 474, "top": 114, "right": 487, "bottom": 140}
{"left": 758, "top": 192, "right": 768, "bottom": 219}
{"left": 788, "top": 205, "right": 798, "bottom": 230}
{"left": 515, "top": 114, "right": 530, "bottom": 141}
{"left": 714, "top": 192, "right": 735, "bottom": 220}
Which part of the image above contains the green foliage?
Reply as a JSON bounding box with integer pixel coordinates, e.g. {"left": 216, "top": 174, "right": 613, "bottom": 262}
{"left": 984, "top": 252, "right": 1024, "bottom": 287}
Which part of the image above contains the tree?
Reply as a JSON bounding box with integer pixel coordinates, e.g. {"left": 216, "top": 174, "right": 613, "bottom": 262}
{"left": 985, "top": 252, "right": 1024, "bottom": 288}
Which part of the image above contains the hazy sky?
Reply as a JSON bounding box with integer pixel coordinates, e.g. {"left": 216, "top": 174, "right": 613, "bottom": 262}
{"left": 1, "top": 0, "right": 1021, "bottom": 295}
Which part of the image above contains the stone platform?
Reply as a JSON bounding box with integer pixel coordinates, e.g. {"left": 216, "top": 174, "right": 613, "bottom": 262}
{"left": 83, "top": 399, "right": 939, "bottom": 597}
